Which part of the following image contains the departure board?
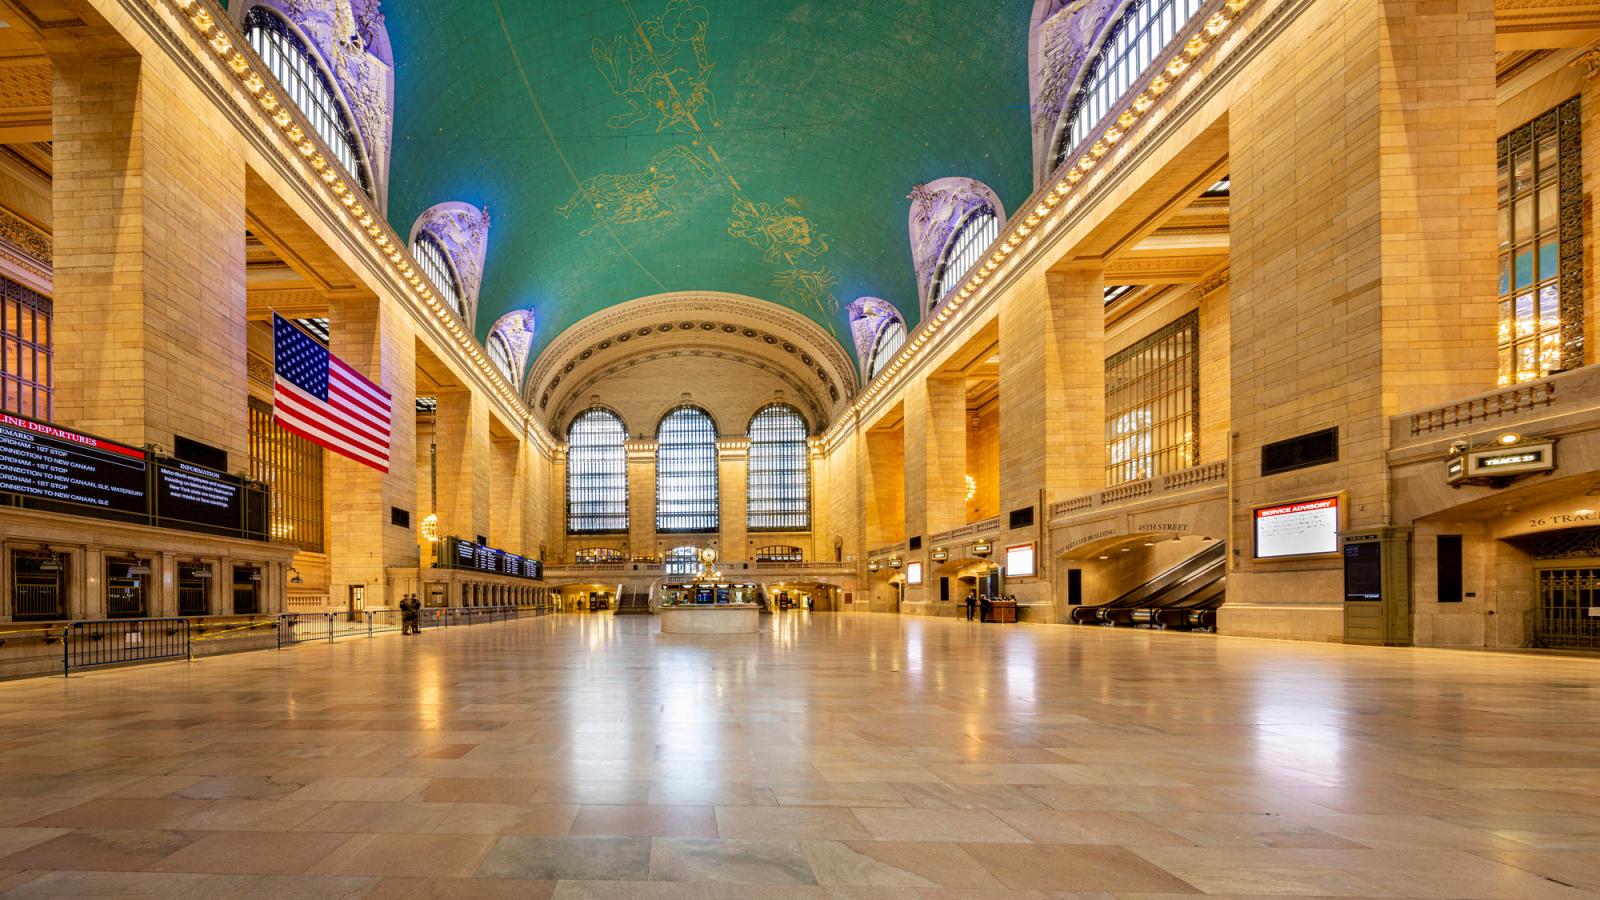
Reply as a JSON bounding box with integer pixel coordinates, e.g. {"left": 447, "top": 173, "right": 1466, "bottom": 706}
{"left": 0, "top": 412, "right": 148, "bottom": 514}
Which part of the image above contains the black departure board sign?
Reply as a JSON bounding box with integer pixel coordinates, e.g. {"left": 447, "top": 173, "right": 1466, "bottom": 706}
{"left": 439, "top": 536, "right": 543, "bottom": 580}
{"left": 0, "top": 412, "right": 148, "bottom": 516}
{"left": 0, "top": 412, "right": 269, "bottom": 541}
{"left": 154, "top": 458, "right": 244, "bottom": 537}
{"left": 1343, "top": 540, "right": 1383, "bottom": 602}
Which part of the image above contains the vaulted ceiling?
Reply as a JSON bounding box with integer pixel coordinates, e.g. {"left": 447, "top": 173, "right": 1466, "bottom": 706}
{"left": 383, "top": 0, "right": 1034, "bottom": 361}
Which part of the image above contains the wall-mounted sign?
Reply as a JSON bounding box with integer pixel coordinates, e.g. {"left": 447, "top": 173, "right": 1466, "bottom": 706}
{"left": 1004, "top": 542, "right": 1036, "bottom": 578}
{"left": 438, "top": 536, "right": 544, "bottom": 580}
{"left": 867, "top": 559, "right": 881, "bottom": 572}
{"left": 0, "top": 412, "right": 147, "bottom": 516}
{"left": 930, "top": 547, "right": 949, "bottom": 562}
{"left": 905, "top": 561, "right": 923, "bottom": 585}
{"left": 971, "top": 541, "right": 993, "bottom": 556}
{"left": 1254, "top": 496, "right": 1341, "bottom": 558}
{"left": 887, "top": 555, "right": 903, "bottom": 569}
{"left": 1447, "top": 441, "right": 1555, "bottom": 485}
{"left": 153, "top": 458, "right": 260, "bottom": 539}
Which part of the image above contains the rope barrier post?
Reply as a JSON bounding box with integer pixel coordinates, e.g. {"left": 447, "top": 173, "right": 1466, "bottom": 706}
{"left": 61, "top": 624, "right": 69, "bottom": 678}
{"left": 366, "top": 610, "right": 373, "bottom": 638}
{"left": 325, "top": 612, "right": 334, "bottom": 644}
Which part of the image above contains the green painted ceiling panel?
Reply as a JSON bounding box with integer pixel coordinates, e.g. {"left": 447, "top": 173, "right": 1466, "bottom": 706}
{"left": 384, "top": 0, "right": 1034, "bottom": 359}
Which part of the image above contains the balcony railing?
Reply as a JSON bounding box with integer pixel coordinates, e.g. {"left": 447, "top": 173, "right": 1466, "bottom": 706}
{"left": 1048, "top": 461, "right": 1227, "bottom": 523}
{"left": 928, "top": 516, "right": 1002, "bottom": 547}
{"left": 1407, "top": 380, "right": 1557, "bottom": 437}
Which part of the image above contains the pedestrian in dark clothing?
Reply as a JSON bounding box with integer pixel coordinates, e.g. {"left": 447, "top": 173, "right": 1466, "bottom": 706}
{"left": 965, "top": 590, "right": 977, "bottom": 622}
{"left": 401, "top": 595, "right": 420, "bottom": 635}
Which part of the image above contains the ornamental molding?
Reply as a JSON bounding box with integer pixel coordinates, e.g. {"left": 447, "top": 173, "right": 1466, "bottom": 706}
{"left": 409, "top": 201, "right": 490, "bottom": 329}
{"left": 233, "top": 0, "right": 395, "bottom": 210}
{"left": 907, "top": 177, "right": 1007, "bottom": 313}
{"left": 1574, "top": 45, "right": 1600, "bottom": 80}
{"left": 528, "top": 292, "right": 857, "bottom": 410}
{"left": 1029, "top": 0, "right": 1121, "bottom": 187}
{"left": 548, "top": 345, "right": 828, "bottom": 437}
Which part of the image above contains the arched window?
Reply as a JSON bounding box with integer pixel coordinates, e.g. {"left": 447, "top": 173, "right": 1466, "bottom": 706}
{"left": 656, "top": 405, "right": 718, "bottom": 532}
{"left": 1054, "top": 0, "right": 1206, "bottom": 171}
{"left": 867, "top": 321, "right": 907, "bottom": 380}
{"left": 243, "top": 7, "right": 370, "bottom": 194}
{"left": 665, "top": 546, "right": 702, "bottom": 577}
{"left": 413, "top": 232, "right": 465, "bottom": 317}
{"left": 748, "top": 404, "right": 810, "bottom": 531}
{"left": 486, "top": 332, "right": 516, "bottom": 384}
{"left": 566, "top": 408, "right": 628, "bottom": 533}
{"left": 930, "top": 207, "right": 1000, "bottom": 304}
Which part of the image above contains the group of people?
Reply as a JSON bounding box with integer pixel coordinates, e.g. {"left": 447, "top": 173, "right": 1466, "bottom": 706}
{"left": 399, "top": 594, "right": 423, "bottom": 635}
{"left": 963, "top": 591, "right": 1016, "bottom": 622}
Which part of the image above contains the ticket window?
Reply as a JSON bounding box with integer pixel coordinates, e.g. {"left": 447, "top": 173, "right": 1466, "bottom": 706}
{"left": 106, "top": 556, "right": 151, "bottom": 619}
{"left": 232, "top": 565, "right": 261, "bottom": 615}
{"left": 178, "top": 562, "right": 212, "bottom": 617}
{"left": 12, "top": 549, "right": 67, "bottom": 621}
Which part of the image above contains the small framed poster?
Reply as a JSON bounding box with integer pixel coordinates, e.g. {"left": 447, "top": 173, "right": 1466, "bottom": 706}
{"left": 905, "top": 561, "right": 923, "bottom": 585}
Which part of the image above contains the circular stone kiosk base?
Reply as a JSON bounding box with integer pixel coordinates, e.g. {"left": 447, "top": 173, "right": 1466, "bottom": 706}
{"left": 659, "top": 603, "right": 761, "bottom": 635}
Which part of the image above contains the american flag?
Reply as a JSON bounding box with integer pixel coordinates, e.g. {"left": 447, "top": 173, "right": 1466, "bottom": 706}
{"left": 272, "top": 314, "right": 392, "bottom": 472}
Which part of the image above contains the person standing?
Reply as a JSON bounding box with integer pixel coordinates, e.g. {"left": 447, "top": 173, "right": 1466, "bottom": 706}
{"left": 965, "top": 590, "right": 977, "bottom": 622}
{"left": 401, "top": 595, "right": 420, "bottom": 635}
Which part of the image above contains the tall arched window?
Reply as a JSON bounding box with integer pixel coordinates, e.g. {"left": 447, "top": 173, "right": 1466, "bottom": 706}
{"left": 656, "top": 405, "right": 718, "bottom": 532}
{"left": 486, "top": 332, "right": 516, "bottom": 385}
{"left": 413, "top": 232, "right": 465, "bottom": 317}
{"left": 867, "top": 321, "right": 907, "bottom": 380}
{"left": 748, "top": 404, "right": 810, "bottom": 531}
{"left": 243, "top": 7, "right": 371, "bottom": 194}
{"left": 930, "top": 207, "right": 1000, "bottom": 304}
{"left": 665, "top": 546, "right": 702, "bottom": 577}
{"left": 1054, "top": 0, "right": 1206, "bottom": 171}
{"left": 567, "top": 408, "right": 628, "bottom": 533}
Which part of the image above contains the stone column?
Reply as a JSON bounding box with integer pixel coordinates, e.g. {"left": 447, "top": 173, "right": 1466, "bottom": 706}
{"left": 718, "top": 442, "right": 748, "bottom": 561}
{"left": 862, "top": 426, "right": 905, "bottom": 550}
{"left": 923, "top": 375, "right": 968, "bottom": 536}
{"left": 490, "top": 434, "right": 523, "bottom": 553}
{"left": 1224, "top": 0, "right": 1497, "bottom": 640}
{"left": 997, "top": 269, "right": 1105, "bottom": 615}
{"left": 627, "top": 442, "right": 656, "bottom": 555}
{"left": 434, "top": 388, "right": 491, "bottom": 543}
{"left": 326, "top": 295, "right": 419, "bottom": 609}
{"left": 51, "top": 52, "right": 249, "bottom": 462}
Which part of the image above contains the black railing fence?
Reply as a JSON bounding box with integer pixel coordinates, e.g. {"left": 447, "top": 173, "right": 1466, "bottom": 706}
{"left": 51, "top": 606, "right": 529, "bottom": 676}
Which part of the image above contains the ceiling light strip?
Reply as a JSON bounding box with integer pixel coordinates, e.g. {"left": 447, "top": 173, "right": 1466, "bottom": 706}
{"left": 160, "top": 0, "right": 549, "bottom": 448}
{"left": 824, "top": 0, "right": 1248, "bottom": 444}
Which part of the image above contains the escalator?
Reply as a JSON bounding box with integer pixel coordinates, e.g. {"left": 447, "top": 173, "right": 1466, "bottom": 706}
{"left": 1070, "top": 540, "right": 1226, "bottom": 630}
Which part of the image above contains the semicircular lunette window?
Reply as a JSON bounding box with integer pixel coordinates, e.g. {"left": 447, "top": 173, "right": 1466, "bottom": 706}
{"left": 931, "top": 207, "right": 1000, "bottom": 306}
{"left": 1054, "top": 0, "right": 1206, "bottom": 172}
{"left": 747, "top": 403, "right": 810, "bottom": 532}
{"left": 486, "top": 332, "right": 516, "bottom": 385}
{"left": 243, "top": 7, "right": 371, "bottom": 195}
{"left": 413, "top": 232, "right": 465, "bottom": 317}
{"left": 567, "top": 408, "right": 628, "bottom": 534}
{"left": 656, "top": 406, "right": 718, "bottom": 533}
{"left": 867, "top": 321, "right": 907, "bottom": 380}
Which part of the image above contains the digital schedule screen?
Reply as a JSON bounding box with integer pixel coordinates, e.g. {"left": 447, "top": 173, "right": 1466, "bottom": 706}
{"left": 154, "top": 459, "right": 243, "bottom": 536}
{"left": 443, "top": 537, "right": 543, "bottom": 580}
{"left": 1254, "top": 496, "right": 1340, "bottom": 558}
{"left": 0, "top": 412, "right": 148, "bottom": 515}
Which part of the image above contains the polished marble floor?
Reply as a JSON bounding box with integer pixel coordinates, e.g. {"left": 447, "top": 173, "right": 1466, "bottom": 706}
{"left": 0, "top": 612, "right": 1597, "bottom": 898}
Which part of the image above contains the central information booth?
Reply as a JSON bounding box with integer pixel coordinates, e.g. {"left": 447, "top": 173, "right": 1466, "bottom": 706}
{"left": 656, "top": 550, "right": 762, "bottom": 634}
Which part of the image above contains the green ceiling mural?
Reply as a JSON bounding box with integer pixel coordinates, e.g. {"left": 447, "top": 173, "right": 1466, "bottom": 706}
{"left": 384, "top": 0, "right": 1033, "bottom": 360}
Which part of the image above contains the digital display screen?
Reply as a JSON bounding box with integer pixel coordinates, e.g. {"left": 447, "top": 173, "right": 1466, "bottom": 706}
{"left": 155, "top": 459, "right": 243, "bottom": 535}
{"left": 442, "top": 537, "right": 543, "bottom": 580}
{"left": 0, "top": 412, "right": 148, "bottom": 514}
{"left": 1254, "top": 496, "right": 1340, "bottom": 558}
{"left": 1343, "top": 541, "right": 1383, "bottom": 602}
{"left": 1005, "top": 543, "right": 1036, "bottom": 578}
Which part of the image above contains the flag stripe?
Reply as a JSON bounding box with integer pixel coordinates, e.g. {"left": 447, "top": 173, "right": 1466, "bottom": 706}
{"left": 329, "top": 360, "right": 391, "bottom": 419}
{"left": 274, "top": 379, "right": 390, "bottom": 455}
{"left": 274, "top": 394, "right": 391, "bottom": 470}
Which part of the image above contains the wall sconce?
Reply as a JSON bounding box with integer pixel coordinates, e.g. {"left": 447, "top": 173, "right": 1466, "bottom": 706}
{"left": 288, "top": 567, "right": 304, "bottom": 584}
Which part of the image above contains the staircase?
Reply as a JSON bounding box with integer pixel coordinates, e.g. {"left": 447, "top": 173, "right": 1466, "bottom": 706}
{"left": 613, "top": 588, "right": 653, "bottom": 615}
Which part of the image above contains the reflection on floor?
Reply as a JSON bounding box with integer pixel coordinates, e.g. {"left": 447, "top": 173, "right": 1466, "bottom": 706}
{"left": 0, "top": 613, "right": 1596, "bottom": 897}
